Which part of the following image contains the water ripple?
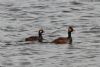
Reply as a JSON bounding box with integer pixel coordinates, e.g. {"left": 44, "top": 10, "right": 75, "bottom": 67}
{"left": 0, "top": 0, "right": 100, "bottom": 67}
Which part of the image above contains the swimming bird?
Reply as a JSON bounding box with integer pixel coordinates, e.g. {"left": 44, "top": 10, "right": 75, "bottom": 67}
{"left": 51, "top": 26, "right": 74, "bottom": 44}
{"left": 25, "top": 29, "right": 44, "bottom": 42}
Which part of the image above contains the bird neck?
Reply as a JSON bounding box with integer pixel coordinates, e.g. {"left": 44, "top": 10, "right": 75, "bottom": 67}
{"left": 38, "top": 32, "right": 43, "bottom": 42}
{"left": 39, "top": 32, "right": 42, "bottom": 37}
{"left": 68, "top": 32, "right": 71, "bottom": 38}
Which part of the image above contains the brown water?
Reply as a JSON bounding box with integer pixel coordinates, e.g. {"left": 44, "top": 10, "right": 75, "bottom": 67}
{"left": 0, "top": 0, "right": 100, "bottom": 67}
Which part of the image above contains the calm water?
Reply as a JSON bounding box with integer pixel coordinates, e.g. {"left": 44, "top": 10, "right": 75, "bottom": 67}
{"left": 0, "top": 0, "right": 100, "bottom": 67}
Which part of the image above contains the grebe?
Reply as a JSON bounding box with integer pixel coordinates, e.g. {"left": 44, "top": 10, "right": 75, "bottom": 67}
{"left": 52, "top": 26, "right": 74, "bottom": 44}
{"left": 25, "top": 29, "right": 44, "bottom": 42}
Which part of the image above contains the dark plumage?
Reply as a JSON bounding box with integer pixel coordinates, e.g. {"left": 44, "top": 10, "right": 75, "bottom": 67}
{"left": 52, "top": 26, "right": 74, "bottom": 44}
{"left": 25, "top": 29, "right": 44, "bottom": 42}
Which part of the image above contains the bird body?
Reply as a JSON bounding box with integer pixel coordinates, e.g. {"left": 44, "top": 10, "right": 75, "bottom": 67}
{"left": 25, "top": 29, "right": 44, "bottom": 42}
{"left": 52, "top": 37, "right": 68, "bottom": 44}
{"left": 25, "top": 36, "right": 39, "bottom": 41}
{"left": 52, "top": 26, "right": 74, "bottom": 44}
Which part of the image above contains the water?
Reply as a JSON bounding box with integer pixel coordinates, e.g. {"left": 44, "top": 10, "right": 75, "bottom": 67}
{"left": 0, "top": 0, "right": 100, "bottom": 67}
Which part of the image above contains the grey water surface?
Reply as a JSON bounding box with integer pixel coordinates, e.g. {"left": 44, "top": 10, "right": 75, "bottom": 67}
{"left": 0, "top": 0, "right": 100, "bottom": 67}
